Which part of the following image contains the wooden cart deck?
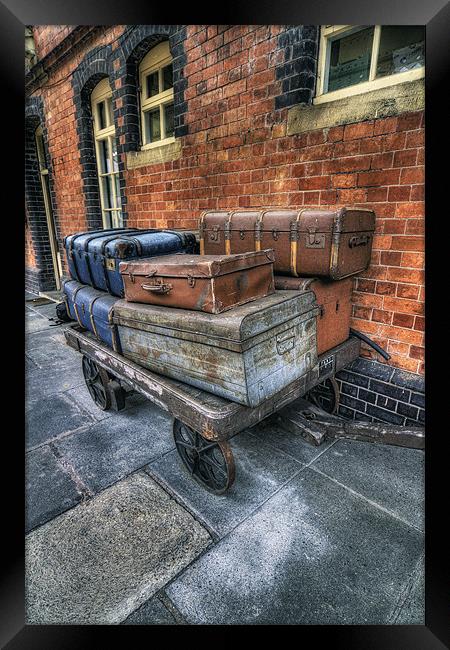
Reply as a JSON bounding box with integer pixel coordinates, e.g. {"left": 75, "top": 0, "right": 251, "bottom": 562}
{"left": 64, "top": 325, "right": 360, "bottom": 442}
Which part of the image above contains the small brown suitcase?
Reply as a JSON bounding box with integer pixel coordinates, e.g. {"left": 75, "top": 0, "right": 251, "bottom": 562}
{"left": 274, "top": 276, "right": 353, "bottom": 355}
{"left": 119, "top": 250, "right": 275, "bottom": 314}
{"left": 199, "top": 207, "right": 375, "bottom": 280}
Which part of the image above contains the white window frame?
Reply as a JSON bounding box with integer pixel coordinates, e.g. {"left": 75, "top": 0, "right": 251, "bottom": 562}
{"left": 315, "top": 25, "right": 425, "bottom": 105}
{"left": 91, "top": 78, "right": 123, "bottom": 229}
{"left": 139, "top": 41, "right": 175, "bottom": 150}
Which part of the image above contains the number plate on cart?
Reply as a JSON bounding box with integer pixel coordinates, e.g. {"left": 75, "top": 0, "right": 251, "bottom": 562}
{"left": 319, "top": 354, "right": 334, "bottom": 377}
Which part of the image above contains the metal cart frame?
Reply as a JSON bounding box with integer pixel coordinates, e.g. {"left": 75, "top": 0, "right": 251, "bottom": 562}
{"left": 64, "top": 325, "right": 360, "bottom": 494}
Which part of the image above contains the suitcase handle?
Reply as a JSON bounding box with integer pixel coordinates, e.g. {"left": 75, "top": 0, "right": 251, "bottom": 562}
{"left": 141, "top": 282, "right": 173, "bottom": 294}
{"left": 276, "top": 330, "right": 295, "bottom": 355}
{"left": 349, "top": 234, "right": 371, "bottom": 248}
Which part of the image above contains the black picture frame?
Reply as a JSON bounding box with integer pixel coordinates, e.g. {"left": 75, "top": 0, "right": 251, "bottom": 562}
{"left": 4, "top": 0, "right": 449, "bottom": 645}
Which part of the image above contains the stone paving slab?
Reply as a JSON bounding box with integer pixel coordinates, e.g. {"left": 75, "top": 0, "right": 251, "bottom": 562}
{"left": 390, "top": 557, "right": 424, "bottom": 624}
{"left": 26, "top": 472, "right": 211, "bottom": 624}
{"left": 249, "top": 420, "right": 335, "bottom": 463}
{"left": 26, "top": 340, "right": 80, "bottom": 371}
{"left": 123, "top": 596, "right": 178, "bottom": 625}
{"left": 148, "top": 430, "right": 303, "bottom": 538}
{"left": 26, "top": 446, "right": 82, "bottom": 533}
{"left": 26, "top": 326, "right": 68, "bottom": 351}
{"left": 55, "top": 403, "right": 175, "bottom": 494}
{"left": 26, "top": 363, "right": 85, "bottom": 401}
{"left": 26, "top": 393, "right": 94, "bottom": 450}
{"left": 165, "top": 467, "right": 424, "bottom": 625}
{"left": 311, "top": 439, "right": 425, "bottom": 531}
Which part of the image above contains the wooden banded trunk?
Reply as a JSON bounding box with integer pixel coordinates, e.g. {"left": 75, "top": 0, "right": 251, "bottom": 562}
{"left": 199, "top": 208, "right": 375, "bottom": 280}
{"left": 113, "top": 291, "right": 319, "bottom": 407}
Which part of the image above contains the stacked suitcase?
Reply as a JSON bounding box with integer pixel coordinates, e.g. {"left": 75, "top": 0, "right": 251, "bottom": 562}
{"left": 62, "top": 207, "right": 375, "bottom": 408}
{"left": 199, "top": 207, "right": 375, "bottom": 356}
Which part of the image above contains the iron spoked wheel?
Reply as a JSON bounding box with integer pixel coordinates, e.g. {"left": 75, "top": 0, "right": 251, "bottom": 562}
{"left": 82, "top": 355, "right": 111, "bottom": 411}
{"left": 305, "top": 377, "right": 340, "bottom": 414}
{"left": 173, "top": 420, "right": 235, "bottom": 494}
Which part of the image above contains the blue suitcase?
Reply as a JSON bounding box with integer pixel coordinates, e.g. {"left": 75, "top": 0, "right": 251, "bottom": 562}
{"left": 64, "top": 229, "right": 197, "bottom": 297}
{"left": 62, "top": 279, "right": 121, "bottom": 353}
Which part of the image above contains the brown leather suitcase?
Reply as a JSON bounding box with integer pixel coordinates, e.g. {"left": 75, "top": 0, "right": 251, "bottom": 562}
{"left": 119, "top": 250, "right": 275, "bottom": 313}
{"left": 274, "top": 276, "right": 353, "bottom": 355}
{"left": 199, "top": 208, "right": 375, "bottom": 280}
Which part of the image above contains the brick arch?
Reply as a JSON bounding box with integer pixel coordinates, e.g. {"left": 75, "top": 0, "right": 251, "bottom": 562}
{"left": 25, "top": 95, "right": 60, "bottom": 292}
{"left": 72, "top": 45, "right": 113, "bottom": 229}
{"left": 111, "top": 26, "right": 188, "bottom": 222}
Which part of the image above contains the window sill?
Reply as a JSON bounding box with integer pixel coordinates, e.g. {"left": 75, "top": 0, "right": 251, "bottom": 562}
{"left": 126, "top": 139, "right": 181, "bottom": 170}
{"left": 287, "top": 78, "right": 424, "bottom": 136}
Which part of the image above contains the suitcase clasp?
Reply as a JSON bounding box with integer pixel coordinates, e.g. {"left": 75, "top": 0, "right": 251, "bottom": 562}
{"left": 187, "top": 275, "right": 196, "bottom": 288}
{"left": 209, "top": 225, "right": 221, "bottom": 242}
{"left": 272, "top": 228, "right": 280, "bottom": 241}
{"left": 306, "top": 228, "right": 325, "bottom": 249}
{"left": 239, "top": 230, "right": 246, "bottom": 239}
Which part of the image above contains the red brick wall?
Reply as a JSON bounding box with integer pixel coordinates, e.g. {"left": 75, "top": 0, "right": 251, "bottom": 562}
{"left": 27, "top": 25, "right": 424, "bottom": 375}
{"left": 32, "top": 26, "right": 77, "bottom": 60}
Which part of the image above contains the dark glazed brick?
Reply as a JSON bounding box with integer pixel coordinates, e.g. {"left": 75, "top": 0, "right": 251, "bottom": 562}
{"left": 410, "top": 392, "right": 425, "bottom": 409}
{"left": 366, "top": 404, "right": 405, "bottom": 425}
{"left": 337, "top": 370, "right": 370, "bottom": 389}
{"left": 397, "top": 402, "right": 419, "bottom": 420}
{"left": 358, "top": 388, "right": 377, "bottom": 404}
{"left": 369, "top": 379, "right": 411, "bottom": 403}
{"left": 348, "top": 357, "right": 394, "bottom": 383}
{"left": 391, "top": 368, "right": 425, "bottom": 392}
{"left": 340, "top": 382, "right": 359, "bottom": 397}
{"left": 340, "top": 395, "right": 367, "bottom": 413}
{"left": 418, "top": 409, "right": 425, "bottom": 424}
{"left": 376, "top": 395, "right": 397, "bottom": 411}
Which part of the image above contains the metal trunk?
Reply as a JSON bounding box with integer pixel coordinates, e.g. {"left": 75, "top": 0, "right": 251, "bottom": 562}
{"left": 113, "top": 290, "right": 319, "bottom": 407}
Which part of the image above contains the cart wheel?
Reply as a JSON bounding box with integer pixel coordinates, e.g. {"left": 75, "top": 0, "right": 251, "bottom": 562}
{"left": 305, "top": 377, "right": 340, "bottom": 415}
{"left": 173, "top": 420, "right": 235, "bottom": 494}
{"left": 82, "top": 355, "right": 111, "bottom": 411}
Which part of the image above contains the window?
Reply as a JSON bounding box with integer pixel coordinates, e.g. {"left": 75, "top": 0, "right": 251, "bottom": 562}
{"left": 316, "top": 26, "right": 425, "bottom": 103}
{"left": 91, "top": 78, "right": 123, "bottom": 229}
{"left": 139, "top": 41, "right": 175, "bottom": 149}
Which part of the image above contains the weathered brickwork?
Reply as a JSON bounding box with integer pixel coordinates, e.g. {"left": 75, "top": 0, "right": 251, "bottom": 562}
{"left": 335, "top": 357, "right": 424, "bottom": 426}
{"left": 25, "top": 25, "right": 425, "bottom": 414}
{"left": 32, "top": 26, "right": 76, "bottom": 60}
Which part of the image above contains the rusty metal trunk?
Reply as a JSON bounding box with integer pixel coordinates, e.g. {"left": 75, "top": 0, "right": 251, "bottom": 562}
{"left": 119, "top": 250, "right": 275, "bottom": 314}
{"left": 112, "top": 290, "right": 319, "bottom": 407}
{"left": 274, "top": 276, "right": 353, "bottom": 355}
{"left": 199, "top": 208, "right": 375, "bottom": 280}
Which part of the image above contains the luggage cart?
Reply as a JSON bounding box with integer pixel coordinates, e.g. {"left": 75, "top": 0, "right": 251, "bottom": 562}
{"left": 64, "top": 325, "right": 360, "bottom": 494}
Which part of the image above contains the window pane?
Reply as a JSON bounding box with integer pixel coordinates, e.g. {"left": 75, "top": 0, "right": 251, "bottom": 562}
{"left": 111, "top": 137, "right": 119, "bottom": 172}
{"left": 327, "top": 27, "right": 374, "bottom": 92}
{"left": 101, "top": 176, "right": 114, "bottom": 209}
{"left": 146, "top": 71, "right": 159, "bottom": 98}
{"left": 111, "top": 210, "right": 123, "bottom": 229}
{"left": 114, "top": 175, "right": 121, "bottom": 208}
{"left": 162, "top": 63, "right": 173, "bottom": 90}
{"left": 145, "top": 108, "right": 162, "bottom": 143}
{"left": 106, "top": 97, "right": 114, "bottom": 126}
{"left": 103, "top": 211, "right": 113, "bottom": 229}
{"left": 376, "top": 26, "right": 425, "bottom": 78}
{"left": 97, "top": 101, "right": 106, "bottom": 130}
{"left": 164, "top": 103, "right": 174, "bottom": 138}
{"left": 99, "top": 139, "right": 112, "bottom": 173}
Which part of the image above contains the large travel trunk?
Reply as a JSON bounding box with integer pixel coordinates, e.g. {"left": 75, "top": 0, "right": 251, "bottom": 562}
{"left": 274, "top": 276, "right": 353, "bottom": 355}
{"left": 64, "top": 228, "right": 197, "bottom": 297}
{"left": 199, "top": 208, "right": 375, "bottom": 279}
{"left": 62, "top": 279, "right": 121, "bottom": 353}
{"left": 113, "top": 291, "right": 319, "bottom": 407}
{"left": 119, "top": 249, "right": 275, "bottom": 313}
